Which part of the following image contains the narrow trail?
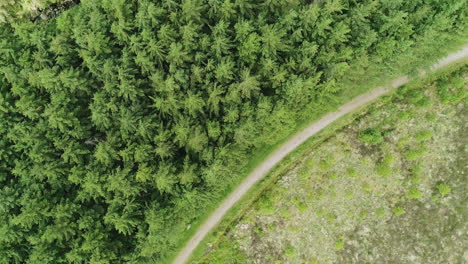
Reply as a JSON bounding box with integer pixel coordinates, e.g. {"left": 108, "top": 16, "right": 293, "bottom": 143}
{"left": 173, "top": 45, "right": 468, "bottom": 264}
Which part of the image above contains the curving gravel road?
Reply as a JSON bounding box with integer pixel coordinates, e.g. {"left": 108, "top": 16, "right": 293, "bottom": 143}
{"left": 173, "top": 45, "right": 468, "bottom": 264}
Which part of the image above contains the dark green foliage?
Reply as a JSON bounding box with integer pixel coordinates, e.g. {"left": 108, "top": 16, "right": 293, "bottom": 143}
{"left": 406, "top": 89, "right": 432, "bottom": 107}
{"left": 0, "top": 0, "right": 467, "bottom": 263}
{"left": 376, "top": 154, "right": 394, "bottom": 177}
{"left": 436, "top": 183, "right": 451, "bottom": 196}
{"left": 398, "top": 110, "right": 413, "bottom": 120}
{"left": 359, "top": 128, "right": 384, "bottom": 145}
{"left": 415, "top": 130, "right": 433, "bottom": 142}
{"left": 437, "top": 76, "right": 467, "bottom": 104}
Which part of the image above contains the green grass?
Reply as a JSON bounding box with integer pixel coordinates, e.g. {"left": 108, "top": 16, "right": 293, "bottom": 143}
{"left": 188, "top": 59, "right": 468, "bottom": 263}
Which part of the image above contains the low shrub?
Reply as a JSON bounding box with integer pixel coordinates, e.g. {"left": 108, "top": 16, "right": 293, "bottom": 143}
{"left": 376, "top": 154, "right": 394, "bottom": 177}
{"left": 405, "top": 145, "right": 428, "bottom": 161}
{"left": 437, "top": 183, "right": 451, "bottom": 196}
{"left": 407, "top": 186, "right": 423, "bottom": 199}
{"left": 415, "top": 130, "right": 433, "bottom": 141}
{"left": 334, "top": 240, "right": 344, "bottom": 250}
{"left": 359, "top": 128, "right": 384, "bottom": 145}
{"left": 437, "top": 77, "right": 467, "bottom": 104}
{"left": 392, "top": 207, "right": 405, "bottom": 216}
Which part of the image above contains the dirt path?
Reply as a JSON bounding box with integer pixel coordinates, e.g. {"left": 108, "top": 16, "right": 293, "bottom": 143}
{"left": 173, "top": 45, "right": 468, "bottom": 264}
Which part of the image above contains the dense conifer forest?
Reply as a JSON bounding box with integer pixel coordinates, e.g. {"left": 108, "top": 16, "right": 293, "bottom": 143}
{"left": 0, "top": 0, "right": 467, "bottom": 263}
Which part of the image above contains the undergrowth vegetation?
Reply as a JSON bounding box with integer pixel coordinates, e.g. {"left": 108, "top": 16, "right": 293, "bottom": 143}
{"left": 198, "top": 65, "right": 468, "bottom": 264}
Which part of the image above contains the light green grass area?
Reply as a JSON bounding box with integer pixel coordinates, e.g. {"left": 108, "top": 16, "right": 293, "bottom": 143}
{"left": 190, "top": 63, "right": 468, "bottom": 263}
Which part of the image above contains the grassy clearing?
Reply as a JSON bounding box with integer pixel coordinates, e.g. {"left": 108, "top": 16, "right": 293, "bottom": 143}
{"left": 190, "top": 62, "right": 468, "bottom": 263}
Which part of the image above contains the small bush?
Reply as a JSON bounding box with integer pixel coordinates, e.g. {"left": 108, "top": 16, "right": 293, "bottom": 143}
{"left": 328, "top": 172, "right": 338, "bottom": 180}
{"left": 425, "top": 112, "right": 437, "bottom": 122}
{"left": 407, "top": 186, "right": 423, "bottom": 199}
{"left": 346, "top": 167, "right": 357, "bottom": 177}
{"left": 397, "top": 137, "right": 411, "bottom": 149}
{"left": 411, "top": 175, "right": 421, "bottom": 184}
{"left": 326, "top": 213, "right": 337, "bottom": 223}
{"left": 376, "top": 163, "right": 391, "bottom": 177}
{"left": 253, "top": 226, "right": 264, "bottom": 236}
{"left": 392, "top": 207, "right": 405, "bottom": 216}
{"left": 326, "top": 155, "right": 335, "bottom": 164}
{"left": 334, "top": 240, "right": 344, "bottom": 250}
{"left": 362, "top": 183, "right": 372, "bottom": 192}
{"left": 398, "top": 111, "right": 412, "bottom": 120}
{"left": 406, "top": 89, "right": 431, "bottom": 107}
{"left": 298, "top": 166, "right": 311, "bottom": 180}
{"left": 410, "top": 164, "right": 423, "bottom": 176}
{"left": 359, "top": 128, "right": 384, "bottom": 145}
{"left": 405, "top": 145, "right": 428, "bottom": 161}
{"left": 437, "top": 183, "right": 451, "bottom": 196}
{"left": 294, "top": 200, "right": 308, "bottom": 212}
{"left": 315, "top": 209, "right": 325, "bottom": 217}
{"left": 268, "top": 225, "right": 277, "bottom": 233}
{"left": 318, "top": 155, "right": 334, "bottom": 171}
{"left": 376, "top": 154, "right": 394, "bottom": 177}
{"left": 318, "top": 160, "right": 328, "bottom": 170}
{"left": 383, "top": 129, "right": 392, "bottom": 137}
{"left": 285, "top": 246, "right": 296, "bottom": 257}
{"left": 415, "top": 130, "right": 433, "bottom": 141}
{"left": 417, "top": 97, "right": 432, "bottom": 107}
{"left": 258, "top": 196, "right": 274, "bottom": 214}
{"left": 437, "top": 77, "right": 466, "bottom": 104}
